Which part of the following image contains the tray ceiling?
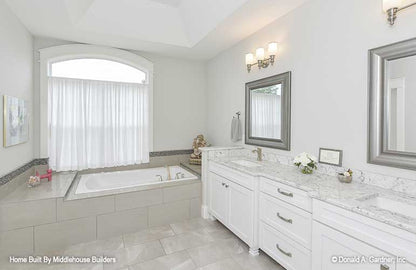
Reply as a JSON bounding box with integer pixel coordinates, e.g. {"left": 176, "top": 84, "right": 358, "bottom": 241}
{"left": 6, "top": 0, "right": 309, "bottom": 59}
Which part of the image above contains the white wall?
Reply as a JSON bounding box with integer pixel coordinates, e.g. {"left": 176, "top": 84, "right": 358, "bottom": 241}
{"left": 0, "top": 0, "right": 33, "bottom": 176}
{"left": 206, "top": 0, "right": 416, "bottom": 180}
{"left": 33, "top": 37, "right": 206, "bottom": 157}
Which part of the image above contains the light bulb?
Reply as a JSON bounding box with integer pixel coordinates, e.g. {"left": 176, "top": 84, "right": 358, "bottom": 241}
{"left": 256, "top": 48, "right": 265, "bottom": 60}
{"left": 245, "top": 53, "right": 254, "bottom": 65}
{"left": 268, "top": 42, "right": 278, "bottom": 55}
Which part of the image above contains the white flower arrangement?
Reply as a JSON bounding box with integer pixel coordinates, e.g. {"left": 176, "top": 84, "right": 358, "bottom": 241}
{"left": 293, "top": 152, "right": 317, "bottom": 174}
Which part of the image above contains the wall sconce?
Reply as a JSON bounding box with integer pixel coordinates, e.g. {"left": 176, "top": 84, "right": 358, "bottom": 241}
{"left": 383, "top": 0, "right": 416, "bottom": 25}
{"left": 245, "top": 42, "right": 277, "bottom": 72}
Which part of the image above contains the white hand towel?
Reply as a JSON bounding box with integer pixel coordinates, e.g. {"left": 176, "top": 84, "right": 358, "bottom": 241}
{"left": 231, "top": 117, "right": 242, "bottom": 142}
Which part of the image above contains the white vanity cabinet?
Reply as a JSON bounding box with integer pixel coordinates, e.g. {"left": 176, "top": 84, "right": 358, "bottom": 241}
{"left": 209, "top": 172, "right": 229, "bottom": 223}
{"left": 259, "top": 177, "right": 312, "bottom": 270}
{"left": 312, "top": 199, "right": 416, "bottom": 270}
{"left": 312, "top": 221, "right": 395, "bottom": 270}
{"left": 202, "top": 155, "right": 416, "bottom": 270}
{"left": 208, "top": 162, "right": 258, "bottom": 253}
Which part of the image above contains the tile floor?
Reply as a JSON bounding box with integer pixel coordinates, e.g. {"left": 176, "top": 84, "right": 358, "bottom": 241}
{"left": 1, "top": 218, "right": 285, "bottom": 270}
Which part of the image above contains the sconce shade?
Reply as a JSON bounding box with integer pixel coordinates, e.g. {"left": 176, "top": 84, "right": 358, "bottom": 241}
{"left": 383, "top": 0, "right": 402, "bottom": 11}
{"left": 268, "top": 42, "right": 278, "bottom": 54}
{"left": 245, "top": 53, "right": 254, "bottom": 65}
{"left": 256, "top": 48, "right": 265, "bottom": 60}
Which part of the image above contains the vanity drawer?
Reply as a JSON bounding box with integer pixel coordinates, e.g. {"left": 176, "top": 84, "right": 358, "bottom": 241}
{"left": 209, "top": 162, "right": 254, "bottom": 190}
{"left": 260, "top": 222, "right": 311, "bottom": 270}
{"left": 260, "top": 193, "right": 312, "bottom": 249}
{"left": 260, "top": 177, "right": 311, "bottom": 212}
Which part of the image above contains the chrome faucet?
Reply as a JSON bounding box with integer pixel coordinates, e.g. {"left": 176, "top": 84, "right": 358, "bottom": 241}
{"left": 252, "top": 147, "right": 263, "bottom": 161}
{"left": 175, "top": 172, "right": 185, "bottom": 179}
{"left": 156, "top": 175, "right": 163, "bottom": 182}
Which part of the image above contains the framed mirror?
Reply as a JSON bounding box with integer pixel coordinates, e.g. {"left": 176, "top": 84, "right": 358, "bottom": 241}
{"left": 245, "top": 72, "right": 291, "bottom": 150}
{"left": 368, "top": 38, "right": 416, "bottom": 170}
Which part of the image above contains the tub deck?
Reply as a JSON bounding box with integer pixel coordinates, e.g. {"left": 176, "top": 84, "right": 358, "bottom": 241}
{"left": 0, "top": 172, "right": 75, "bottom": 204}
{"left": 0, "top": 168, "right": 202, "bottom": 257}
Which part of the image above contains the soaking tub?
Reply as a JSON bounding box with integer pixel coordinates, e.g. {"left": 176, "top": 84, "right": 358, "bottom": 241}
{"left": 75, "top": 165, "right": 198, "bottom": 195}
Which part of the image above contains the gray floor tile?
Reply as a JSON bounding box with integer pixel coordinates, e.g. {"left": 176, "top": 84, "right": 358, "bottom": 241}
{"left": 196, "top": 258, "right": 243, "bottom": 270}
{"left": 186, "top": 238, "right": 247, "bottom": 267}
{"left": 160, "top": 230, "right": 214, "bottom": 254}
{"left": 232, "top": 251, "right": 285, "bottom": 270}
{"left": 103, "top": 241, "right": 165, "bottom": 270}
{"left": 0, "top": 217, "right": 284, "bottom": 270}
{"left": 129, "top": 250, "right": 196, "bottom": 270}
{"left": 54, "top": 236, "right": 124, "bottom": 256}
{"left": 123, "top": 226, "right": 175, "bottom": 247}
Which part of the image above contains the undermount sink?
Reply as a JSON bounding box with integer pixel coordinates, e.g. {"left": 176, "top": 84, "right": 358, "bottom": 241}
{"left": 361, "top": 196, "right": 416, "bottom": 219}
{"left": 231, "top": 160, "right": 262, "bottom": 168}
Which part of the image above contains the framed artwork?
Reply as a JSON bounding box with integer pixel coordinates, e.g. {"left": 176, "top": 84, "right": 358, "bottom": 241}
{"left": 3, "top": 95, "right": 29, "bottom": 147}
{"left": 319, "top": 148, "right": 343, "bottom": 167}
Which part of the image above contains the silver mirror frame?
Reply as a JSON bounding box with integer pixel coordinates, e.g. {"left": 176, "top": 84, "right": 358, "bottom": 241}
{"left": 245, "top": 72, "right": 291, "bottom": 150}
{"left": 368, "top": 38, "right": 416, "bottom": 170}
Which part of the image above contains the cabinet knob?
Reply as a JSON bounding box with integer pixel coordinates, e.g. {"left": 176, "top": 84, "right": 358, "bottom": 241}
{"left": 222, "top": 183, "right": 225, "bottom": 186}
{"left": 225, "top": 184, "right": 229, "bottom": 188}
{"left": 380, "top": 265, "right": 389, "bottom": 270}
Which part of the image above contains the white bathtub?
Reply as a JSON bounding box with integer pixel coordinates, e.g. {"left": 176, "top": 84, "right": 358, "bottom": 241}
{"left": 75, "top": 166, "right": 198, "bottom": 194}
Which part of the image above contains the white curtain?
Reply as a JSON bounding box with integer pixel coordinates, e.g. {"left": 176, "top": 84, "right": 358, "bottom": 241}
{"left": 48, "top": 77, "right": 149, "bottom": 171}
{"left": 251, "top": 92, "right": 281, "bottom": 139}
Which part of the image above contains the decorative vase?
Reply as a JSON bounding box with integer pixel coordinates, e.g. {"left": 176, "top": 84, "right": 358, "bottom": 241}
{"left": 337, "top": 174, "right": 352, "bottom": 183}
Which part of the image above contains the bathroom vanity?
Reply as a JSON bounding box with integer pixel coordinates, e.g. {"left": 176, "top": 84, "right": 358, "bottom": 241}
{"left": 201, "top": 147, "right": 416, "bottom": 270}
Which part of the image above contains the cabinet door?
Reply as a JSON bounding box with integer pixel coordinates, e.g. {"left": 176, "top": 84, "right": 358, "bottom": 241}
{"left": 228, "top": 181, "right": 254, "bottom": 245}
{"left": 312, "top": 221, "right": 395, "bottom": 270}
{"left": 209, "top": 172, "right": 229, "bottom": 224}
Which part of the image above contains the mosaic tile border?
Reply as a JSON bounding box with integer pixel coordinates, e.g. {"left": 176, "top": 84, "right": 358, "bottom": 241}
{"left": 0, "top": 158, "right": 48, "bottom": 186}
{"left": 150, "top": 149, "right": 193, "bottom": 157}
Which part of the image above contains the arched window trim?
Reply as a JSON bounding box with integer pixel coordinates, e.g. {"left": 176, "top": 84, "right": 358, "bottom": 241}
{"left": 39, "top": 44, "right": 154, "bottom": 157}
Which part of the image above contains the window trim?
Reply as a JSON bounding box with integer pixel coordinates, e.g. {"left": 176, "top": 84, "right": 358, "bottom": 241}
{"left": 39, "top": 44, "right": 154, "bottom": 157}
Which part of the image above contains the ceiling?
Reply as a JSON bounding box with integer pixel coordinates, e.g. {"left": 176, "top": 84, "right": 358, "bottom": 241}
{"left": 5, "top": 0, "right": 309, "bottom": 59}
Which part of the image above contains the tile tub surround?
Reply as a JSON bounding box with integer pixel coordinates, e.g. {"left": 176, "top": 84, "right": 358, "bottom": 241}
{"left": 0, "top": 218, "right": 285, "bottom": 270}
{"left": 207, "top": 154, "right": 416, "bottom": 235}
{"left": 0, "top": 174, "right": 202, "bottom": 255}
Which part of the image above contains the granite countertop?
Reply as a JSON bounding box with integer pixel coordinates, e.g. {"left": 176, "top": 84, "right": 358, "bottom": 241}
{"left": 0, "top": 172, "right": 76, "bottom": 204}
{"left": 211, "top": 157, "right": 416, "bottom": 234}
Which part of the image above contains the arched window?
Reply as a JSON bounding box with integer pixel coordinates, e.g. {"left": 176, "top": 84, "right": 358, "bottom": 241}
{"left": 50, "top": 59, "right": 146, "bottom": 83}
{"left": 40, "top": 45, "right": 154, "bottom": 171}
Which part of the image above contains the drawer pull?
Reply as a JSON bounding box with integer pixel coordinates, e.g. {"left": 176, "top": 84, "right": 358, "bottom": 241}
{"left": 277, "top": 212, "right": 292, "bottom": 224}
{"left": 277, "top": 188, "right": 293, "bottom": 197}
{"left": 276, "top": 244, "right": 292, "bottom": 257}
{"left": 380, "top": 265, "right": 389, "bottom": 270}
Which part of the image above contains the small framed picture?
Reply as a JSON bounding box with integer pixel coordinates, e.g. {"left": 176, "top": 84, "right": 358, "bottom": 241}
{"left": 319, "top": 148, "right": 343, "bottom": 167}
